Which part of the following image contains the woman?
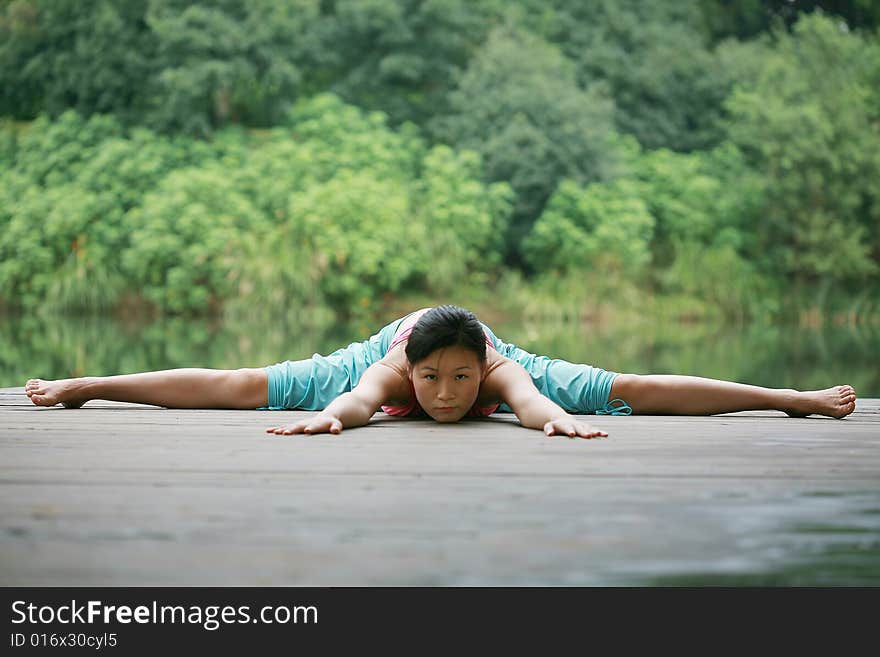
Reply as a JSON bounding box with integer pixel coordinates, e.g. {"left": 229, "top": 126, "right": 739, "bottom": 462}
{"left": 24, "top": 305, "right": 857, "bottom": 438}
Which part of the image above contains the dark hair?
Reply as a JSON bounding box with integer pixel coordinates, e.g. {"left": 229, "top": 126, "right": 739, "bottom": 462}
{"left": 405, "top": 305, "right": 487, "bottom": 364}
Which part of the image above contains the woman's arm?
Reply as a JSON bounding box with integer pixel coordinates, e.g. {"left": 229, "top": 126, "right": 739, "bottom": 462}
{"left": 488, "top": 358, "right": 608, "bottom": 438}
{"left": 266, "top": 360, "right": 403, "bottom": 435}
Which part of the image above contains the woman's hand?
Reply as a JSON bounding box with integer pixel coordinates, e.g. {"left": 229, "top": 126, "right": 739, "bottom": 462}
{"left": 543, "top": 417, "right": 608, "bottom": 439}
{"left": 266, "top": 413, "right": 344, "bottom": 436}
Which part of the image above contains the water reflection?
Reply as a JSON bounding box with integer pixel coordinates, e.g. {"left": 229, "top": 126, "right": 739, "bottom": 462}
{"left": 490, "top": 317, "right": 880, "bottom": 397}
{"left": 644, "top": 490, "right": 880, "bottom": 586}
{"left": 2, "top": 313, "right": 879, "bottom": 396}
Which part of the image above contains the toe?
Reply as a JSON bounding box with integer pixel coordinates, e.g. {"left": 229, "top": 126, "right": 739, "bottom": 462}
{"left": 838, "top": 401, "right": 856, "bottom": 418}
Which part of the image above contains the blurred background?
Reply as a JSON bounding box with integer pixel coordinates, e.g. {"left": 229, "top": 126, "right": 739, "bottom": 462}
{"left": 1, "top": 0, "right": 878, "bottom": 394}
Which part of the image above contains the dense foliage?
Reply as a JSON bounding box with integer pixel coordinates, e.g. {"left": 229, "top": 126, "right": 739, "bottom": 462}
{"left": 0, "top": 97, "right": 512, "bottom": 319}
{"left": 1, "top": 1, "right": 878, "bottom": 321}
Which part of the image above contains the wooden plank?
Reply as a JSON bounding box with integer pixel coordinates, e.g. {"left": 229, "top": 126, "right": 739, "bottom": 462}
{"left": 2, "top": 387, "right": 879, "bottom": 585}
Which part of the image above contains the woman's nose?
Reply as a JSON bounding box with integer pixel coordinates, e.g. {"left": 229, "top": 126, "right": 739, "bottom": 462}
{"left": 437, "top": 382, "right": 455, "bottom": 400}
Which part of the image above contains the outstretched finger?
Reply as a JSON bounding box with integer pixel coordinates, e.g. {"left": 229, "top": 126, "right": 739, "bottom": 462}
{"left": 303, "top": 421, "right": 332, "bottom": 435}
{"left": 266, "top": 424, "right": 304, "bottom": 436}
{"left": 544, "top": 421, "right": 574, "bottom": 438}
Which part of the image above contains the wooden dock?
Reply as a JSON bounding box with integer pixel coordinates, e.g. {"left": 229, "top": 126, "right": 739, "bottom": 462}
{"left": 2, "top": 387, "right": 878, "bottom": 586}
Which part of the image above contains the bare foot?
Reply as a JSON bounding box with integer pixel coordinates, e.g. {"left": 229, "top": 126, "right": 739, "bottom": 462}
{"left": 24, "top": 378, "right": 90, "bottom": 408}
{"left": 784, "top": 385, "right": 857, "bottom": 419}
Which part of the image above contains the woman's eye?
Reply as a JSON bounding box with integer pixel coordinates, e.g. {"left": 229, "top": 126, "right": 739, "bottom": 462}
{"left": 425, "top": 375, "right": 437, "bottom": 381}
{"left": 456, "top": 374, "right": 468, "bottom": 380}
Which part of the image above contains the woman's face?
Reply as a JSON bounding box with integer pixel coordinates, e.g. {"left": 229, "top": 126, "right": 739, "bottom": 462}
{"left": 408, "top": 345, "right": 486, "bottom": 422}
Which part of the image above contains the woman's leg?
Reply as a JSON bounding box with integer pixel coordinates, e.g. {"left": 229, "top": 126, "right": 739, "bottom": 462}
{"left": 480, "top": 324, "right": 617, "bottom": 413}
{"left": 25, "top": 313, "right": 407, "bottom": 412}
{"left": 609, "top": 374, "right": 857, "bottom": 418}
{"left": 25, "top": 368, "right": 268, "bottom": 410}
{"left": 262, "top": 313, "right": 407, "bottom": 411}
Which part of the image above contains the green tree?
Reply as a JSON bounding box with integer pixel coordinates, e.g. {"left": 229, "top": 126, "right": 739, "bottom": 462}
{"left": 522, "top": 141, "right": 772, "bottom": 319}
{"left": 0, "top": 111, "right": 217, "bottom": 313}
{"left": 721, "top": 13, "right": 880, "bottom": 284}
{"left": 0, "top": 96, "right": 511, "bottom": 318}
{"left": 410, "top": 145, "right": 513, "bottom": 294}
{"left": 0, "top": 0, "right": 319, "bottom": 136}
{"left": 433, "top": 25, "right": 620, "bottom": 266}
{"left": 318, "top": 0, "right": 496, "bottom": 127}
{"left": 230, "top": 95, "right": 512, "bottom": 319}
{"left": 523, "top": 177, "right": 654, "bottom": 282}
{"left": 633, "top": 144, "right": 765, "bottom": 273}
{"left": 637, "top": 145, "right": 775, "bottom": 319}
{"left": 700, "top": 0, "right": 880, "bottom": 42}
{"left": 122, "top": 166, "right": 269, "bottom": 314}
{"left": 509, "top": 0, "right": 732, "bottom": 152}
{"left": 145, "top": 0, "right": 319, "bottom": 135}
{"left": 0, "top": 0, "right": 156, "bottom": 121}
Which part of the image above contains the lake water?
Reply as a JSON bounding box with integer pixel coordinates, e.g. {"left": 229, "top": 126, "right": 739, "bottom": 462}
{"left": 3, "top": 312, "right": 878, "bottom": 397}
